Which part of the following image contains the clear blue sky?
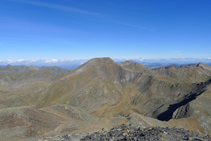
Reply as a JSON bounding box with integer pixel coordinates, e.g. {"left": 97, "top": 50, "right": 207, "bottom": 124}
{"left": 0, "top": 0, "right": 211, "bottom": 61}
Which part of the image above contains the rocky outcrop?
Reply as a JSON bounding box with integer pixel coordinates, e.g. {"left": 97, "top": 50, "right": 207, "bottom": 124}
{"left": 197, "top": 62, "right": 211, "bottom": 72}
{"left": 172, "top": 103, "right": 193, "bottom": 119}
{"left": 82, "top": 125, "right": 210, "bottom": 141}
{"left": 34, "top": 125, "right": 211, "bottom": 141}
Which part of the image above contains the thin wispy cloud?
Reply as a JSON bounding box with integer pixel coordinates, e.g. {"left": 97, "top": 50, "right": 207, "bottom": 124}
{"left": 18, "top": 59, "right": 24, "bottom": 62}
{"left": 101, "top": 18, "right": 154, "bottom": 31}
{"left": 116, "top": 21, "right": 154, "bottom": 31}
{"left": 28, "top": 60, "right": 40, "bottom": 63}
{"left": 170, "top": 58, "right": 197, "bottom": 60}
{"left": 8, "top": 0, "right": 153, "bottom": 31}
{"left": 12, "top": 0, "right": 103, "bottom": 16}
{"left": 44, "top": 59, "right": 58, "bottom": 63}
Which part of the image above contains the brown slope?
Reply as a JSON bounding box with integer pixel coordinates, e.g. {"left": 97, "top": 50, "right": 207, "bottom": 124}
{"left": 0, "top": 105, "right": 99, "bottom": 141}
{"left": 35, "top": 58, "right": 142, "bottom": 111}
{"left": 0, "top": 68, "right": 68, "bottom": 109}
{"left": 35, "top": 58, "right": 211, "bottom": 120}
{"left": 0, "top": 106, "right": 66, "bottom": 140}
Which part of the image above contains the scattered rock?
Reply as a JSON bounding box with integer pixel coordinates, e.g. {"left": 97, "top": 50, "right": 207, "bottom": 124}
{"left": 80, "top": 125, "right": 208, "bottom": 141}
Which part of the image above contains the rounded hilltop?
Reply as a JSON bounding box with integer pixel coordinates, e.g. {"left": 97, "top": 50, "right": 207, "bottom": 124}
{"left": 119, "top": 60, "right": 147, "bottom": 72}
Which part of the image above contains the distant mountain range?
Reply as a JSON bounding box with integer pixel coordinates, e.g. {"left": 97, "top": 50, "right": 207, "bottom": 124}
{"left": 0, "top": 64, "right": 72, "bottom": 74}
{"left": 1, "top": 58, "right": 211, "bottom": 69}
{"left": 1, "top": 59, "right": 211, "bottom": 69}
{"left": 0, "top": 57, "right": 211, "bottom": 140}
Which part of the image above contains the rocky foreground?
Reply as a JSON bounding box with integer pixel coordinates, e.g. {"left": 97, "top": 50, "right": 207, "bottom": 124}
{"left": 33, "top": 124, "right": 211, "bottom": 141}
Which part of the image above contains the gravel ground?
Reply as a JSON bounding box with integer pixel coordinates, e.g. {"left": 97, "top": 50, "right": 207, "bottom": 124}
{"left": 32, "top": 124, "right": 211, "bottom": 141}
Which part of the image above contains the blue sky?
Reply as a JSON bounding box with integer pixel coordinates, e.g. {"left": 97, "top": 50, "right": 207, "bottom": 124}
{"left": 0, "top": 0, "right": 211, "bottom": 63}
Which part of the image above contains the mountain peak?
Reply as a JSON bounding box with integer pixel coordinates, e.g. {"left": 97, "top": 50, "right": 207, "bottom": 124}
{"left": 70, "top": 57, "right": 116, "bottom": 76}
{"left": 120, "top": 60, "right": 134, "bottom": 65}
{"left": 83, "top": 57, "right": 115, "bottom": 66}
{"left": 197, "top": 62, "right": 206, "bottom": 67}
{"left": 197, "top": 62, "right": 211, "bottom": 71}
{"left": 5, "top": 64, "right": 19, "bottom": 71}
{"left": 120, "top": 60, "right": 145, "bottom": 66}
{"left": 89, "top": 57, "right": 115, "bottom": 63}
{"left": 119, "top": 60, "right": 146, "bottom": 72}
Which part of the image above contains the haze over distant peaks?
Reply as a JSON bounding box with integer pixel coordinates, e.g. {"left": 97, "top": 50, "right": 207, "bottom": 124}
{"left": 1, "top": 58, "right": 211, "bottom": 69}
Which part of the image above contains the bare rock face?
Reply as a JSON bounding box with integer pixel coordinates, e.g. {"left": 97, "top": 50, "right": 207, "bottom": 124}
{"left": 145, "top": 80, "right": 210, "bottom": 121}
{"left": 172, "top": 103, "right": 193, "bottom": 119}
{"left": 197, "top": 62, "right": 211, "bottom": 73}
